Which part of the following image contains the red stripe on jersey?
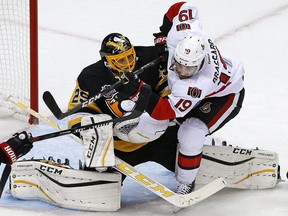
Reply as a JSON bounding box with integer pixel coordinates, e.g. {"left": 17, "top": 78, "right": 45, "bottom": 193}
{"left": 151, "top": 97, "right": 176, "bottom": 120}
{"left": 207, "top": 93, "right": 235, "bottom": 129}
{"left": 178, "top": 152, "right": 202, "bottom": 170}
{"left": 216, "top": 47, "right": 227, "bottom": 69}
{"left": 130, "top": 80, "right": 144, "bottom": 99}
{"left": 219, "top": 73, "right": 230, "bottom": 84}
{"left": 205, "top": 82, "right": 231, "bottom": 98}
{"left": 166, "top": 2, "right": 186, "bottom": 22}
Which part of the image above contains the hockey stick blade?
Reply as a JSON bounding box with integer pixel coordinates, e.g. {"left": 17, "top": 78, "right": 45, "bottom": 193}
{"left": 43, "top": 57, "right": 159, "bottom": 120}
{"left": 115, "top": 158, "right": 226, "bottom": 208}
{"left": 42, "top": 91, "right": 63, "bottom": 119}
{"left": 176, "top": 178, "right": 226, "bottom": 208}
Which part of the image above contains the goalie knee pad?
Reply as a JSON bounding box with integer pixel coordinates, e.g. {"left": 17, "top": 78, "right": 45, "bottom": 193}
{"left": 10, "top": 159, "right": 121, "bottom": 211}
{"left": 114, "top": 112, "right": 169, "bottom": 143}
{"left": 81, "top": 114, "right": 115, "bottom": 168}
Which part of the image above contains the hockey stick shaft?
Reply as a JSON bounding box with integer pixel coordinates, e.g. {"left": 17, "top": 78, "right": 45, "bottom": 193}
{"left": 30, "top": 110, "right": 141, "bottom": 143}
{"left": 43, "top": 57, "right": 161, "bottom": 120}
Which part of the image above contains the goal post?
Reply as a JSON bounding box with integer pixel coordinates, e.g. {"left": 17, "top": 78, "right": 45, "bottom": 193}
{"left": 29, "top": 0, "right": 39, "bottom": 124}
{"left": 0, "top": 0, "right": 38, "bottom": 124}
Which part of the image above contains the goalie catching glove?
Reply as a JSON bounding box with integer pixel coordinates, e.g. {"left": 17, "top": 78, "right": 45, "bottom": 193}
{"left": 0, "top": 131, "right": 33, "bottom": 164}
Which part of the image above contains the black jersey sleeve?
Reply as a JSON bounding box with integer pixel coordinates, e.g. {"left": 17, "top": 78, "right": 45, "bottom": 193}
{"left": 133, "top": 46, "right": 168, "bottom": 95}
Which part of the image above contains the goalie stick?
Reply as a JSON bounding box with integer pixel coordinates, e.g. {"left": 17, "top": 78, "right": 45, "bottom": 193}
{"left": 0, "top": 164, "right": 11, "bottom": 197}
{"left": 8, "top": 97, "right": 226, "bottom": 208}
{"left": 43, "top": 57, "right": 161, "bottom": 120}
{"left": 29, "top": 113, "right": 138, "bottom": 143}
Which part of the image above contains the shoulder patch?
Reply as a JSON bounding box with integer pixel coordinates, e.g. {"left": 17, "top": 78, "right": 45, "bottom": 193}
{"left": 187, "top": 87, "right": 202, "bottom": 98}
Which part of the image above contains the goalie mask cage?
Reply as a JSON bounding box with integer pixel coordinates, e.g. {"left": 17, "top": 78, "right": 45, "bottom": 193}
{"left": 0, "top": 0, "right": 38, "bottom": 124}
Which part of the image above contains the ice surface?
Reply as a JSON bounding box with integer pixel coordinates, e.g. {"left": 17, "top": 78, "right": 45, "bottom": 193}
{"left": 1, "top": 0, "right": 288, "bottom": 215}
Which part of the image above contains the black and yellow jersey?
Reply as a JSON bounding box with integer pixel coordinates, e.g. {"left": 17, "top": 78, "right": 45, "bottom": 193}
{"left": 68, "top": 46, "right": 168, "bottom": 152}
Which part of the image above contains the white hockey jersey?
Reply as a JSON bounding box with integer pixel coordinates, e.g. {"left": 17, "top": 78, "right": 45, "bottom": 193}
{"left": 148, "top": 2, "right": 245, "bottom": 120}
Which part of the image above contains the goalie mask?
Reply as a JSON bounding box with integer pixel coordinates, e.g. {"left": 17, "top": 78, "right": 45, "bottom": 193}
{"left": 100, "top": 33, "right": 136, "bottom": 75}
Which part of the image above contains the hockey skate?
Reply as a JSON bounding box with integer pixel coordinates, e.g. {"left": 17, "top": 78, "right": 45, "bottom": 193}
{"left": 176, "top": 181, "right": 195, "bottom": 195}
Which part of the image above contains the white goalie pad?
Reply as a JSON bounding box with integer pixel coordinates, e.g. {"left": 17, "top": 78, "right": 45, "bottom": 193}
{"left": 196, "top": 144, "right": 279, "bottom": 189}
{"left": 9, "top": 159, "right": 121, "bottom": 211}
{"left": 114, "top": 112, "right": 169, "bottom": 143}
{"left": 81, "top": 114, "right": 115, "bottom": 168}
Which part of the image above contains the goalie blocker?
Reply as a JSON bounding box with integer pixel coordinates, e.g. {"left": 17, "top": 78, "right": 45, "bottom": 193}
{"left": 81, "top": 114, "right": 115, "bottom": 170}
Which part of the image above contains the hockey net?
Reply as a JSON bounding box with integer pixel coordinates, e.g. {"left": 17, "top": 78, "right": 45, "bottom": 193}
{"left": 0, "top": 0, "right": 38, "bottom": 124}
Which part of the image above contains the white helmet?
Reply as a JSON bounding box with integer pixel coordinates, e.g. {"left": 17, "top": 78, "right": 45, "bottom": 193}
{"left": 174, "top": 35, "right": 206, "bottom": 67}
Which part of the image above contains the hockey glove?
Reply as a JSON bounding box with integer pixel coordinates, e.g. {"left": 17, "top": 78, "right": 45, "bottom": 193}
{"left": 0, "top": 131, "right": 33, "bottom": 164}
{"left": 119, "top": 71, "right": 144, "bottom": 100}
{"left": 153, "top": 32, "right": 168, "bottom": 62}
{"left": 153, "top": 32, "right": 167, "bottom": 46}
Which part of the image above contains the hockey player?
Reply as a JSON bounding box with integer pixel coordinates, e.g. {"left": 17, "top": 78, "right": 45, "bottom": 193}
{"left": 67, "top": 33, "right": 179, "bottom": 174}
{"left": 117, "top": 2, "right": 245, "bottom": 195}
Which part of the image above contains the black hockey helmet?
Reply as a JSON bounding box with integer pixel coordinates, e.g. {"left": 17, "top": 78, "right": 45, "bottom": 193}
{"left": 99, "top": 33, "right": 136, "bottom": 74}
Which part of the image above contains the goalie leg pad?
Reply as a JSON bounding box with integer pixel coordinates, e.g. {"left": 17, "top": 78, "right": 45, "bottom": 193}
{"left": 196, "top": 144, "right": 279, "bottom": 189}
{"left": 10, "top": 159, "right": 121, "bottom": 211}
{"left": 81, "top": 114, "right": 115, "bottom": 168}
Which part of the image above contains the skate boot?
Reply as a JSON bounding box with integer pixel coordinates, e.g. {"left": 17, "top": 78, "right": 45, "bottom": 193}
{"left": 176, "top": 180, "right": 195, "bottom": 195}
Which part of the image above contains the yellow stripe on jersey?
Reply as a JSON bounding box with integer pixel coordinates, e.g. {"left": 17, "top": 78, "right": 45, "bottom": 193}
{"left": 68, "top": 116, "right": 82, "bottom": 129}
{"left": 155, "top": 67, "right": 168, "bottom": 91}
{"left": 114, "top": 140, "right": 148, "bottom": 152}
{"left": 160, "top": 88, "right": 171, "bottom": 97}
{"left": 68, "top": 80, "right": 103, "bottom": 113}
